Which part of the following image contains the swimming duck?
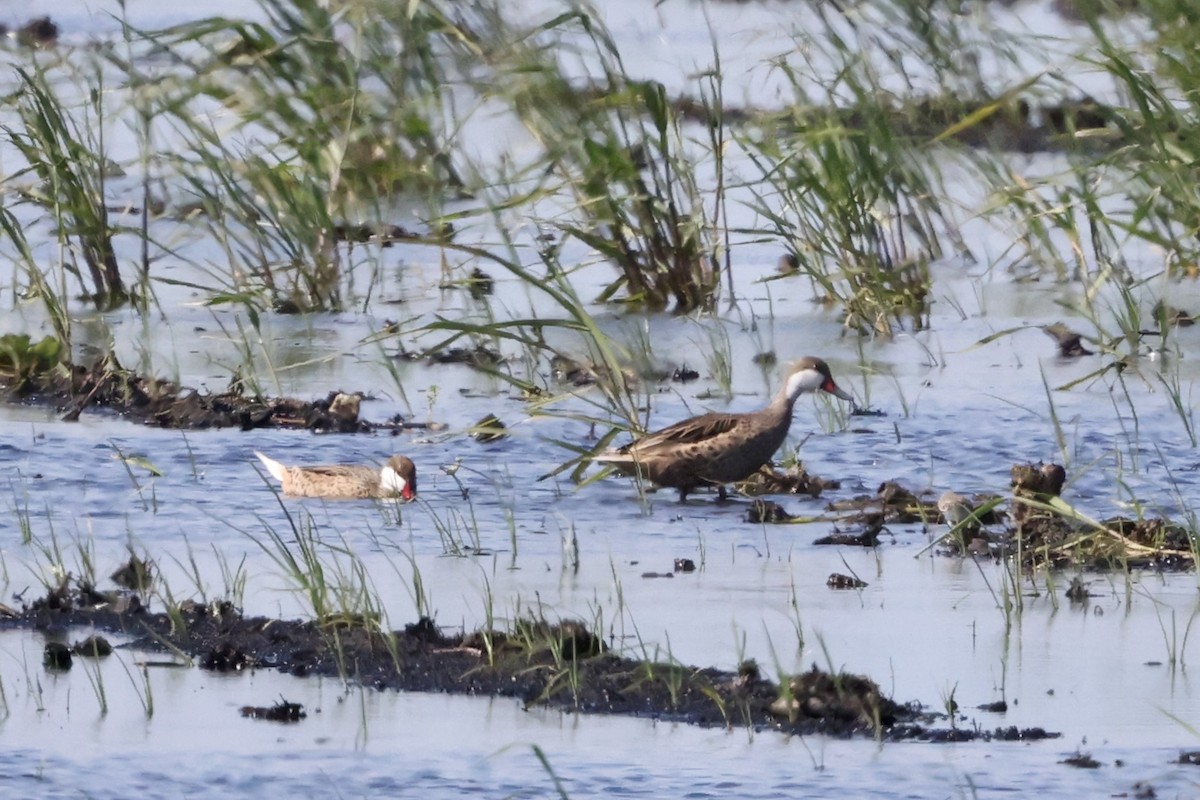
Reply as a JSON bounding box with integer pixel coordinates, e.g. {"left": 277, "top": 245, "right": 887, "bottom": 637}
{"left": 595, "top": 356, "right": 853, "bottom": 501}
{"left": 254, "top": 451, "right": 416, "bottom": 500}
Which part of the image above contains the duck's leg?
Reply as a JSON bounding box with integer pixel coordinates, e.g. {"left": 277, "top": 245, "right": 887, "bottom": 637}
{"left": 678, "top": 486, "right": 689, "bottom": 502}
{"left": 717, "top": 485, "right": 728, "bottom": 502}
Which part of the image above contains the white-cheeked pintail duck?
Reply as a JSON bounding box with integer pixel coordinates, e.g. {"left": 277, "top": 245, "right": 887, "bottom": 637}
{"left": 255, "top": 451, "right": 417, "bottom": 500}
{"left": 595, "top": 356, "right": 852, "bottom": 501}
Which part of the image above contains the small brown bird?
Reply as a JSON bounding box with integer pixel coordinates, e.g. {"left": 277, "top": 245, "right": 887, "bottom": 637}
{"left": 595, "top": 356, "right": 853, "bottom": 501}
{"left": 937, "top": 491, "right": 974, "bottom": 528}
{"left": 255, "top": 451, "right": 416, "bottom": 500}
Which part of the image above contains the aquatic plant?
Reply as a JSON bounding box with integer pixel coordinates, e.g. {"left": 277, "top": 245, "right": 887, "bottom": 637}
{"left": 479, "top": 6, "right": 723, "bottom": 312}
{"left": 98, "top": 0, "right": 476, "bottom": 312}
{"left": 738, "top": 1, "right": 985, "bottom": 336}
{"left": 4, "top": 66, "right": 128, "bottom": 309}
{"left": 247, "top": 497, "right": 390, "bottom": 651}
{"left": 0, "top": 333, "right": 63, "bottom": 391}
{"left": 532, "top": 744, "right": 573, "bottom": 800}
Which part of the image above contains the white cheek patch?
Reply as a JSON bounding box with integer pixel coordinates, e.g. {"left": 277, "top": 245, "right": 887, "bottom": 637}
{"left": 380, "top": 466, "right": 407, "bottom": 496}
{"left": 785, "top": 370, "right": 816, "bottom": 400}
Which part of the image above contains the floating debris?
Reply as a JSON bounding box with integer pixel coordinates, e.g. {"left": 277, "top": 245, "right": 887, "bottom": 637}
{"left": 202, "top": 641, "right": 255, "bottom": 672}
{"left": 549, "top": 355, "right": 636, "bottom": 389}
{"left": 828, "top": 480, "right": 932, "bottom": 526}
{"left": 1042, "top": 323, "right": 1094, "bottom": 357}
{"left": 769, "top": 666, "right": 901, "bottom": 729}
{"left": 814, "top": 517, "right": 883, "bottom": 547}
{"left": 1065, "top": 577, "right": 1089, "bottom": 604}
{"left": 671, "top": 365, "right": 700, "bottom": 383}
{"left": 1153, "top": 300, "right": 1195, "bottom": 327}
{"left": 110, "top": 551, "right": 154, "bottom": 593}
{"left": 826, "top": 573, "right": 867, "bottom": 589}
{"left": 0, "top": 352, "right": 423, "bottom": 433}
{"left": 332, "top": 222, "right": 418, "bottom": 245}
{"left": 1010, "top": 461, "right": 1066, "bottom": 529}
{"left": 240, "top": 699, "right": 307, "bottom": 723}
{"left": 15, "top": 568, "right": 1066, "bottom": 743}
{"left": 751, "top": 351, "right": 777, "bottom": 367}
{"left": 16, "top": 16, "right": 59, "bottom": 48}
{"left": 737, "top": 463, "right": 836, "bottom": 498}
{"left": 44, "top": 642, "right": 72, "bottom": 670}
{"left": 408, "top": 344, "right": 503, "bottom": 368}
{"left": 466, "top": 267, "right": 495, "bottom": 299}
{"left": 1060, "top": 752, "right": 1102, "bottom": 769}
{"left": 746, "top": 498, "right": 793, "bottom": 523}
{"left": 469, "top": 413, "right": 507, "bottom": 443}
{"left": 72, "top": 635, "right": 113, "bottom": 657}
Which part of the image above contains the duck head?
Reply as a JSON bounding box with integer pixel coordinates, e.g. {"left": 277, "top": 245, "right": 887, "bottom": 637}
{"left": 381, "top": 455, "right": 418, "bottom": 501}
{"left": 782, "top": 357, "right": 853, "bottom": 403}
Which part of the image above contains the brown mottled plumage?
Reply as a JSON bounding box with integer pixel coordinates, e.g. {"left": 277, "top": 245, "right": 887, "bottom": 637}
{"left": 596, "top": 357, "right": 852, "bottom": 501}
{"left": 255, "top": 452, "right": 416, "bottom": 500}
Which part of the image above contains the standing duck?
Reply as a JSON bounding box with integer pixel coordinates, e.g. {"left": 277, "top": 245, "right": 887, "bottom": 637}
{"left": 255, "top": 451, "right": 417, "bottom": 500}
{"left": 595, "top": 357, "right": 853, "bottom": 501}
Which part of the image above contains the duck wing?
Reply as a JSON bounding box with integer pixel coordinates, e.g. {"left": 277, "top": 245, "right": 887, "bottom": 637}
{"left": 625, "top": 412, "right": 743, "bottom": 454}
{"left": 298, "top": 464, "right": 372, "bottom": 478}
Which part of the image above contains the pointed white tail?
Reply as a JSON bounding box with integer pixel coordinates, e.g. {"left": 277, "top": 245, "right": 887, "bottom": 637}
{"left": 254, "top": 451, "right": 287, "bottom": 482}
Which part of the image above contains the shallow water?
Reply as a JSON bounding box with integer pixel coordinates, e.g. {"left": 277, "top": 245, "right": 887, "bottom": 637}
{"left": 5, "top": 0, "right": 1200, "bottom": 797}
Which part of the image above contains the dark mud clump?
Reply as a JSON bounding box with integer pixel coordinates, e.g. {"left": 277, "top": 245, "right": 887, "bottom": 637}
{"left": 1061, "top": 752, "right": 1103, "bottom": 769}
{"left": 746, "top": 498, "right": 793, "bottom": 523}
{"left": 72, "top": 635, "right": 113, "bottom": 657}
{"left": 829, "top": 480, "right": 934, "bottom": 524}
{"left": 468, "top": 413, "right": 507, "bottom": 443}
{"left": 1008, "top": 462, "right": 1194, "bottom": 570}
{"left": 814, "top": 517, "right": 883, "bottom": 547}
{"left": 240, "top": 700, "right": 307, "bottom": 722}
{"left": 5, "top": 581, "right": 1055, "bottom": 743}
{"left": 818, "top": 480, "right": 943, "bottom": 544}
{"left": 827, "top": 573, "right": 868, "bottom": 589}
{"left": 43, "top": 641, "right": 72, "bottom": 670}
{"left": 0, "top": 352, "right": 419, "bottom": 433}
{"left": 816, "top": 464, "right": 1193, "bottom": 570}
{"left": 737, "top": 463, "right": 838, "bottom": 498}
{"left": 14, "top": 16, "right": 60, "bottom": 48}
{"left": 1042, "top": 323, "right": 1095, "bottom": 357}
{"left": 397, "top": 343, "right": 503, "bottom": 369}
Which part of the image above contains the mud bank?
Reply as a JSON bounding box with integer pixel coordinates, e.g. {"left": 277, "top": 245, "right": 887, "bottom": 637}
{"left": 11, "top": 582, "right": 1056, "bottom": 743}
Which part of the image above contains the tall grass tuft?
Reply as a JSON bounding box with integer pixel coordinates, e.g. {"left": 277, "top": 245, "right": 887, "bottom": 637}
{"left": 4, "top": 66, "right": 127, "bottom": 309}
{"left": 739, "top": 7, "right": 969, "bottom": 335}
{"left": 475, "top": 7, "right": 723, "bottom": 312}
{"left": 109, "top": 0, "right": 474, "bottom": 312}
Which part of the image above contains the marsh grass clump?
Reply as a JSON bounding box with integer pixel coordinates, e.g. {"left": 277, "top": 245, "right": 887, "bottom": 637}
{"left": 102, "top": 0, "right": 479, "bottom": 312}
{"left": 1004, "top": 462, "right": 1196, "bottom": 570}
{"left": 5, "top": 66, "right": 129, "bottom": 310}
{"left": 769, "top": 665, "right": 901, "bottom": 734}
{"left": 746, "top": 113, "right": 944, "bottom": 336}
{"left": 0, "top": 333, "right": 64, "bottom": 392}
{"left": 481, "top": 9, "right": 723, "bottom": 313}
